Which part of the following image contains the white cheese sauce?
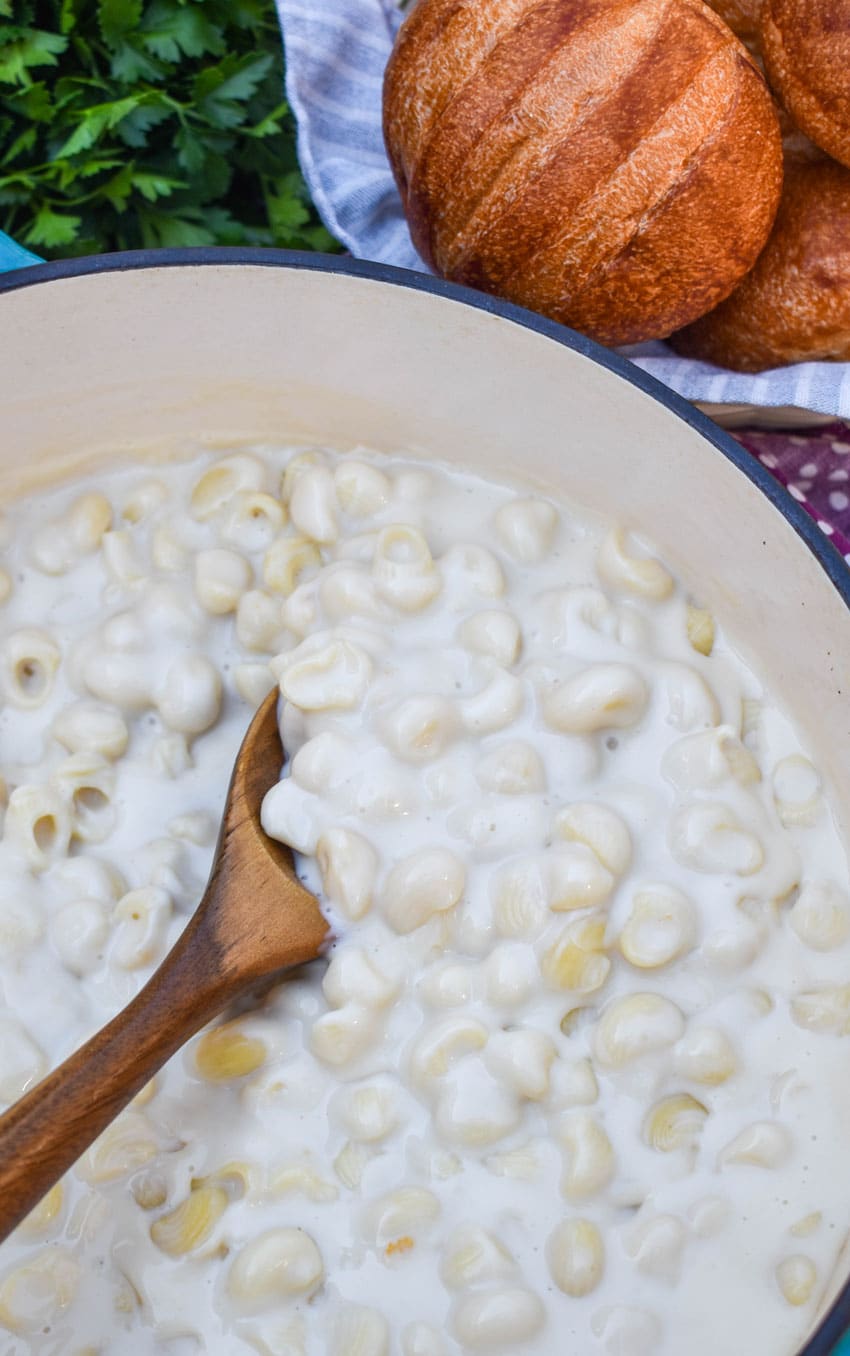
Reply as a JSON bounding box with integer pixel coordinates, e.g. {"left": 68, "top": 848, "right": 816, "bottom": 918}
{"left": 0, "top": 444, "right": 847, "bottom": 1356}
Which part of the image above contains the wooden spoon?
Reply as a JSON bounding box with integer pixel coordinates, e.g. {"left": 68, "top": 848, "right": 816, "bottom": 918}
{"left": 0, "top": 689, "right": 328, "bottom": 1243}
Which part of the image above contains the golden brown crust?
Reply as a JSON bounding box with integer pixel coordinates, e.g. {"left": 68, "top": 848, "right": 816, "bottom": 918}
{"left": 762, "top": 0, "right": 850, "bottom": 166}
{"left": 410, "top": 0, "right": 633, "bottom": 270}
{"left": 670, "top": 157, "right": 850, "bottom": 371}
{"left": 563, "top": 55, "right": 784, "bottom": 345}
{"left": 383, "top": 0, "right": 783, "bottom": 346}
{"left": 382, "top": 0, "right": 538, "bottom": 223}
{"left": 446, "top": 0, "right": 729, "bottom": 292}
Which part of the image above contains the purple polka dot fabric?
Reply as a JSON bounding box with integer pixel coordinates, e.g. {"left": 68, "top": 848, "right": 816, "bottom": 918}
{"left": 734, "top": 423, "right": 850, "bottom": 562}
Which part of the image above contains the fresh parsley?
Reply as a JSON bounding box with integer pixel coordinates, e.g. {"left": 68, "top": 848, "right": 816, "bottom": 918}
{"left": 0, "top": 0, "right": 339, "bottom": 256}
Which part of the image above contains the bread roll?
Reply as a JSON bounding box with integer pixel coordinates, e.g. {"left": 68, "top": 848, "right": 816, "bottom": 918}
{"left": 702, "top": 3, "right": 803, "bottom": 137}
{"left": 671, "top": 156, "right": 850, "bottom": 371}
{"left": 383, "top": 0, "right": 783, "bottom": 346}
{"left": 704, "top": 0, "right": 762, "bottom": 49}
{"left": 762, "top": 0, "right": 850, "bottom": 167}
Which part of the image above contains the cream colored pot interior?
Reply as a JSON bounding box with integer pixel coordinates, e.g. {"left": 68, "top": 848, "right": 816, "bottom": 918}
{"left": 2, "top": 259, "right": 850, "bottom": 1337}
{"left": 3, "top": 263, "right": 848, "bottom": 809}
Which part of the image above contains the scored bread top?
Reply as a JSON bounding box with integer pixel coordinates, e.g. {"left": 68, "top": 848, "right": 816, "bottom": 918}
{"left": 383, "top": 0, "right": 783, "bottom": 345}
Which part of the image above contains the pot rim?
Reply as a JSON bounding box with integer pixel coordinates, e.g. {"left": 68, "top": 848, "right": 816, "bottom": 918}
{"left": 4, "top": 246, "right": 850, "bottom": 603}
{"left": 2, "top": 244, "right": 849, "bottom": 1356}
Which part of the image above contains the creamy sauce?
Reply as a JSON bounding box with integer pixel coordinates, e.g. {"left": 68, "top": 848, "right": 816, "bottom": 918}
{"left": 0, "top": 445, "right": 847, "bottom": 1356}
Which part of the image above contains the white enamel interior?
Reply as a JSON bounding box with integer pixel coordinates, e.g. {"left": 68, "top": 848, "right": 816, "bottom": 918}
{"left": 1, "top": 258, "right": 849, "bottom": 1346}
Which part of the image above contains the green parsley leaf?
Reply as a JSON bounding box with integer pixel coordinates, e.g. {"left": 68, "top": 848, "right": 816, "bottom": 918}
{"left": 7, "top": 80, "right": 54, "bottom": 123}
{"left": 3, "top": 124, "right": 37, "bottom": 161}
{"left": 97, "top": 0, "right": 143, "bottom": 48}
{"left": 139, "top": 1, "right": 225, "bottom": 64}
{"left": 193, "top": 53, "right": 274, "bottom": 129}
{"left": 24, "top": 202, "right": 82, "bottom": 247}
{"left": 0, "top": 28, "right": 68, "bottom": 86}
{"left": 0, "top": 0, "right": 338, "bottom": 258}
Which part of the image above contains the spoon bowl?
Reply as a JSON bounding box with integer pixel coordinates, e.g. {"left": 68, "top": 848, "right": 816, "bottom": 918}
{"left": 0, "top": 689, "right": 328, "bottom": 1243}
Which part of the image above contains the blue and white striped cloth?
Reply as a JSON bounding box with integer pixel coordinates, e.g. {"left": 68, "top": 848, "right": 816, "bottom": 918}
{"left": 276, "top": 0, "right": 850, "bottom": 419}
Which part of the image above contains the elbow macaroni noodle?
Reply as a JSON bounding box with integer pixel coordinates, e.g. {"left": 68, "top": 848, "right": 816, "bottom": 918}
{"left": 0, "top": 444, "right": 847, "bottom": 1355}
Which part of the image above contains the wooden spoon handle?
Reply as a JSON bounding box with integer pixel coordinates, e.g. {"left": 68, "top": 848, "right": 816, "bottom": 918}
{"left": 0, "top": 688, "right": 328, "bottom": 1245}
{"left": 0, "top": 902, "right": 240, "bottom": 1244}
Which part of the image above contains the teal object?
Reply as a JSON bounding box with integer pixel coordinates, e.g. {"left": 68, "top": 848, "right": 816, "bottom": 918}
{"left": 0, "top": 229, "right": 41, "bottom": 272}
{"left": 834, "top": 1335, "right": 850, "bottom": 1355}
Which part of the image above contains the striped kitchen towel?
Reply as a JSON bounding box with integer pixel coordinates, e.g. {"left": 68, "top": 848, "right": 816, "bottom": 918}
{"left": 276, "top": 0, "right": 850, "bottom": 419}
